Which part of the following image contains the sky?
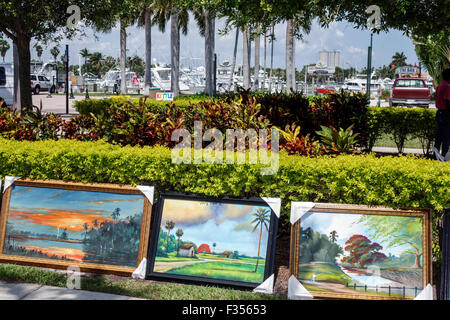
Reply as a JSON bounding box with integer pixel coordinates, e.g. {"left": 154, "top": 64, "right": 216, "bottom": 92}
{"left": 1, "top": 17, "right": 419, "bottom": 72}
{"left": 7, "top": 185, "right": 144, "bottom": 239}
{"left": 300, "top": 211, "right": 422, "bottom": 258}
{"left": 159, "top": 199, "right": 272, "bottom": 258}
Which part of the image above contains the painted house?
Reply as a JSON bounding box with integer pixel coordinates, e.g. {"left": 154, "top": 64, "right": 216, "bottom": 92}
{"left": 178, "top": 244, "right": 195, "bottom": 257}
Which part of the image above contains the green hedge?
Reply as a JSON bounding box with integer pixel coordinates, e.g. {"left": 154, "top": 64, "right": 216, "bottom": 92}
{"left": 0, "top": 139, "right": 448, "bottom": 218}
{"left": 367, "top": 107, "right": 436, "bottom": 153}
{"left": 74, "top": 96, "right": 206, "bottom": 116}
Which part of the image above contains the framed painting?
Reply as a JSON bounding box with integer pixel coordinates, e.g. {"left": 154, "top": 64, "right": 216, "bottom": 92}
{"left": 146, "top": 193, "right": 279, "bottom": 289}
{"left": 290, "top": 203, "right": 432, "bottom": 300}
{"left": 440, "top": 209, "right": 450, "bottom": 300}
{"left": 0, "top": 179, "right": 153, "bottom": 276}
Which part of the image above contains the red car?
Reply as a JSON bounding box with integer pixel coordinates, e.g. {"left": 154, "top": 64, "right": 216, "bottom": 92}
{"left": 389, "top": 78, "right": 431, "bottom": 107}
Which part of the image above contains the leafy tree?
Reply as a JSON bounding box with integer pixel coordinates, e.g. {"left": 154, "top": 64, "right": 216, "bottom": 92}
{"left": 357, "top": 215, "right": 423, "bottom": 268}
{"left": 251, "top": 207, "right": 270, "bottom": 272}
{"left": 341, "top": 234, "right": 387, "bottom": 268}
{"left": 0, "top": 39, "right": 10, "bottom": 62}
{"left": 0, "top": 0, "right": 118, "bottom": 108}
{"left": 300, "top": 228, "right": 343, "bottom": 264}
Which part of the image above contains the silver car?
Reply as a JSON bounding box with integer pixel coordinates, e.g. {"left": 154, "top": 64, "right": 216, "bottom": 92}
{"left": 30, "top": 74, "right": 56, "bottom": 95}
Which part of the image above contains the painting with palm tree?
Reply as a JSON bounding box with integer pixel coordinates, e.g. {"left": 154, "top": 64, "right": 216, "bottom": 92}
{"left": 0, "top": 181, "right": 151, "bottom": 274}
{"left": 148, "top": 195, "right": 277, "bottom": 287}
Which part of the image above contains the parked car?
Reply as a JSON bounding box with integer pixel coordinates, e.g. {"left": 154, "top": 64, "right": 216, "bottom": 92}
{"left": 0, "top": 62, "right": 14, "bottom": 106}
{"left": 30, "top": 74, "right": 55, "bottom": 95}
{"left": 389, "top": 78, "right": 431, "bottom": 107}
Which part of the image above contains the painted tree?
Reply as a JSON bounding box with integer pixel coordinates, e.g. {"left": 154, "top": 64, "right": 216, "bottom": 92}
{"left": 341, "top": 234, "right": 387, "bottom": 268}
{"left": 212, "top": 242, "right": 216, "bottom": 254}
{"left": 329, "top": 230, "right": 338, "bottom": 243}
{"left": 357, "top": 215, "right": 423, "bottom": 269}
{"left": 251, "top": 207, "right": 270, "bottom": 273}
{"left": 164, "top": 220, "right": 175, "bottom": 254}
{"left": 175, "top": 228, "right": 183, "bottom": 252}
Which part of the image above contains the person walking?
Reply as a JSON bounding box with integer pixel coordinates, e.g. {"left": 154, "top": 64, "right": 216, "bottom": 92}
{"left": 435, "top": 68, "right": 450, "bottom": 157}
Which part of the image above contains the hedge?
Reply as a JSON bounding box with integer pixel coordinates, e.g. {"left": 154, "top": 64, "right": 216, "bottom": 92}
{"left": 0, "top": 138, "right": 448, "bottom": 219}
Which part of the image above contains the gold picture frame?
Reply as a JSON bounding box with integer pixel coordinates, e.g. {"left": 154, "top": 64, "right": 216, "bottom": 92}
{"left": 0, "top": 179, "right": 153, "bottom": 276}
{"left": 289, "top": 203, "right": 432, "bottom": 300}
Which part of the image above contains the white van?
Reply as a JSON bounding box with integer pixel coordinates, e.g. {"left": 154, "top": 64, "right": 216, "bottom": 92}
{"left": 0, "top": 63, "right": 14, "bottom": 106}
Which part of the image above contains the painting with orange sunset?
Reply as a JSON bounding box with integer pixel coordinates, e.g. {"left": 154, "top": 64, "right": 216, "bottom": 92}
{"left": 2, "top": 185, "right": 145, "bottom": 268}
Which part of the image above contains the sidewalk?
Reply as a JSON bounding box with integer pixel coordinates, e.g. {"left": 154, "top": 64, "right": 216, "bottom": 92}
{"left": 0, "top": 281, "right": 143, "bottom": 300}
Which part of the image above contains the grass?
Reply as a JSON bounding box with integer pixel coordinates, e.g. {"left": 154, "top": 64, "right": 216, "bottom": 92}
{"left": 298, "top": 263, "right": 352, "bottom": 285}
{"left": 0, "top": 263, "right": 283, "bottom": 300}
{"left": 167, "top": 261, "right": 265, "bottom": 283}
{"left": 373, "top": 132, "right": 423, "bottom": 149}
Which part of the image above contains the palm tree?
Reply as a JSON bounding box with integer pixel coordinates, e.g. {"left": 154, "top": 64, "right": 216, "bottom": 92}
{"left": 88, "top": 52, "right": 104, "bottom": 77}
{"left": 251, "top": 207, "right": 271, "bottom": 273}
{"left": 164, "top": 220, "right": 175, "bottom": 254}
{"left": 0, "top": 40, "right": 10, "bottom": 62}
{"left": 79, "top": 48, "right": 90, "bottom": 74}
{"left": 391, "top": 52, "right": 407, "bottom": 68}
{"left": 50, "top": 46, "right": 60, "bottom": 63}
{"left": 242, "top": 27, "right": 251, "bottom": 89}
{"left": 175, "top": 228, "right": 183, "bottom": 253}
{"left": 34, "top": 44, "right": 43, "bottom": 62}
{"left": 228, "top": 27, "right": 239, "bottom": 90}
{"left": 152, "top": 0, "right": 189, "bottom": 97}
{"left": 137, "top": 2, "right": 154, "bottom": 91}
{"left": 253, "top": 26, "right": 261, "bottom": 91}
{"left": 329, "top": 230, "right": 338, "bottom": 243}
{"left": 268, "top": 23, "right": 275, "bottom": 92}
{"left": 285, "top": 19, "right": 296, "bottom": 92}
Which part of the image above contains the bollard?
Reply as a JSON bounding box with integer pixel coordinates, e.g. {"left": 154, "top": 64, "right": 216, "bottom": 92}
{"left": 47, "top": 88, "right": 52, "bottom": 98}
{"left": 85, "top": 86, "right": 90, "bottom": 100}
{"left": 104, "top": 86, "right": 107, "bottom": 98}
{"left": 70, "top": 86, "right": 75, "bottom": 99}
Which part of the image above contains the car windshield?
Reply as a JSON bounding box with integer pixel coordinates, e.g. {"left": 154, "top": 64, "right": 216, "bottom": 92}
{"left": 395, "top": 79, "right": 425, "bottom": 88}
{"left": 30, "top": 75, "right": 37, "bottom": 80}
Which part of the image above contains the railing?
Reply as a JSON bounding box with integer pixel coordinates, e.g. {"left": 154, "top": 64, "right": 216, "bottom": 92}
{"left": 346, "top": 282, "right": 420, "bottom": 298}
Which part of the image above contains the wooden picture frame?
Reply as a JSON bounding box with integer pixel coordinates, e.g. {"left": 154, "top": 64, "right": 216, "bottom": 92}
{"left": 440, "top": 209, "right": 450, "bottom": 300}
{"left": 0, "top": 179, "right": 153, "bottom": 276}
{"left": 289, "top": 203, "right": 432, "bottom": 300}
{"left": 146, "top": 193, "right": 278, "bottom": 289}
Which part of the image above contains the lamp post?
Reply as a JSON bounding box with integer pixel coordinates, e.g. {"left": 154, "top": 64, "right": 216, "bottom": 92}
{"left": 366, "top": 33, "right": 373, "bottom": 103}
{"left": 65, "top": 45, "right": 69, "bottom": 114}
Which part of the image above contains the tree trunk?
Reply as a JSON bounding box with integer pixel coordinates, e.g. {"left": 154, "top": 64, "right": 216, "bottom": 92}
{"left": 242, "top": 27, "right": 251, "bottom": 90}
{"left": 13, "top": 42, "right": 20, "bottom": 110}
{"left": 204, "top": 11, "right": 215, "bottom": 97}
{"left": 144, "top": 8, "right": 152, "bottom": 91}
{"left": 412, "top": 253, "right": 422, "bottom": 269}
{"left": 253, "top": 29, "right": 260, "bottom": 91}
{"left": 229, "top": 28, "right": 239, "bottom": 91}
{"left": 170, "top": 11, "right": 180, "bottom": 96}
{"left": 254, "top": 224, "right": 262, "bottom": 272}
{"left": 16, "top": 35, "right": 32, "bottom": 111}
{"left": 263, "top": 31, "right": 267, "bottom": 91}
{"left": 286, "top": 19, "right": 296, "bottom": 93}
{"left": 120, "top": 19, "right": 127, "bottom": 94}
{"left": 269, "top": 23, "right": 275, "bottom": 92}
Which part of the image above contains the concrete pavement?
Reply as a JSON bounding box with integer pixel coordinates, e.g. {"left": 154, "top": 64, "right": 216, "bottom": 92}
{"left": 0, "top": 281, "right": 143, "bottom": 300}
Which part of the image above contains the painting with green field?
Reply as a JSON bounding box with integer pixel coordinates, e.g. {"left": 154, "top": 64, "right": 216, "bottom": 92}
{"left": 292, "top": 205, "right": 431, "bottom": 300}
{"left": 148, "top": 195, "right": 277, "bottom": 288}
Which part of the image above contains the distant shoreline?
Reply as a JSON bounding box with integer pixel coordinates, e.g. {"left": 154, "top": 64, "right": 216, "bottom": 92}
{"left": 6, "top": 234, "right": 83, "bottom": 244}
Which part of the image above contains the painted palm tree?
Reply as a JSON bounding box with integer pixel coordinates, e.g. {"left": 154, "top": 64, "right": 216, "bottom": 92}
{"left": 251, "top": 207, "right": 271, "bottom": 273}
{"left": 175, "top": 228, "right": 183, "bottom": 252}
{"left": 34, "top": 44, "right": 43, "bottom": 62}
{"left": 212, "top": 242, "right": 216, "bottom": 254}
{"left": 329, "top": 230, "right": 338, "bottom": 243}
{"left": 0, "top": 40, "right": 10, "bottom": 62}
{"left": 164, "top": 220, "right": 175, "bottom": 254}
{"left": 83, "top": 223, "right": 89, "bottom": 241}
{"left": 110, "top": 207, "right": 121, "bottom": 249}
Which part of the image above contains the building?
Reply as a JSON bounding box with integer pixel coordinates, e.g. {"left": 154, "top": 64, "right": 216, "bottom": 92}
{"left": 178, "top": 244, "right": 195, "bottom": 257}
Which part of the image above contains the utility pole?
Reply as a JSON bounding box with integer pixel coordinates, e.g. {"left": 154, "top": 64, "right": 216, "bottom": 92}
{"left": 65, "top": 45, "right": 69, "bottom": 114}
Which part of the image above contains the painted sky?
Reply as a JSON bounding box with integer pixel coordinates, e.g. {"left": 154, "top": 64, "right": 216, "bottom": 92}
{"left": 160, "top": 199, "right": 272, "bottom": 258}
{"left": 6, "top": 185, "right": 144, "bottom": 239}
{"left": 301, "top": 212, "right": 422, "bottom": 257}
{"left": 2, "top": 17, "right": 420, "bottom": 72}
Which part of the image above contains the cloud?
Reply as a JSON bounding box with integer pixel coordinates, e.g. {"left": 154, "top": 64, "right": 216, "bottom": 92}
{"left": 336, "top": 29, "right": 344, "bottom": 38}
{"left": 233, "top": 222, "right": 253, "bottom": 232}
{"left": 161, "top": 199, "right": 212, "bottom": 226}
